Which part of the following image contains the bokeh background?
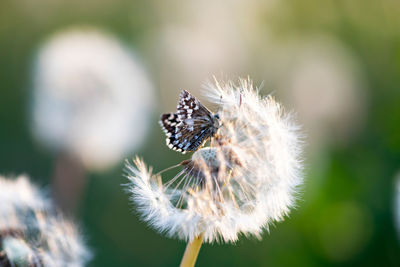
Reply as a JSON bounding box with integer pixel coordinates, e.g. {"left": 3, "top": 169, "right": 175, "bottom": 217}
{"left": 1, "top": 0, "right": 400, "bottom": 266}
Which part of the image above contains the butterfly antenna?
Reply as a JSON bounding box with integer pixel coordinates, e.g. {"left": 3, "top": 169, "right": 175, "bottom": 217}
{"left": 213, "top": 93, "right": 223, "bottom": 117}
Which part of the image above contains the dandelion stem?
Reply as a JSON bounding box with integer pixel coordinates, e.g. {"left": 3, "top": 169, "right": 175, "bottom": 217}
{"left": 179, "top": 234, "right": 204, "bottom": 267}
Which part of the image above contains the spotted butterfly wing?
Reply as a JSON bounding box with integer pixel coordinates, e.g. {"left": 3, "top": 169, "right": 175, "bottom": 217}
{"left": 160, "top": 90, "right": 219, "bottom": 154}
{"left": 160, "top": 113, "right": 180, "bottom": 148}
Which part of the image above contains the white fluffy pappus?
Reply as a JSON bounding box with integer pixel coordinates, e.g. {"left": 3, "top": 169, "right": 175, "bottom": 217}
{"left": 125, "top": 78, "right": 304, "bottom": 243}
{"left": 0, "top": 175, "right": 92, "bottom": 266}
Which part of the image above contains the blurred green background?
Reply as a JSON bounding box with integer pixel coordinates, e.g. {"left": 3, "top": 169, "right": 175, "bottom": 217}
{"left": 1, "top": 0, "right": 400, "bottom": 266}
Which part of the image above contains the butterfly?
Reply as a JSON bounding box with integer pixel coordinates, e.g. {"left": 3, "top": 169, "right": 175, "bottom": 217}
{"left": 160, "top": 90, "right": 220, "bottom": 154}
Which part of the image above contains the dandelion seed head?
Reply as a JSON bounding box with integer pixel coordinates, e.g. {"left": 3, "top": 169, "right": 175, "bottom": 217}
{"left": 32, "top": 28, "right": 155, "bottom": 170}
{"left": 0, "top": 175, "right": 92, "bottom": 266}
{"left": 126, "top": 78, "right": 303, "bottom": 243}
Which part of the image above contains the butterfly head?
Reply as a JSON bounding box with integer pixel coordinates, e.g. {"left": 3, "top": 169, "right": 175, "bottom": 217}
{"left": 212, "top": 113, "right": 221, "bottom": 133}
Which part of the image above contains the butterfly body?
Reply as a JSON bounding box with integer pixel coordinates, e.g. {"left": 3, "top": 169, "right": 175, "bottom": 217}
{"left": 160, "top": 90, "right": 220, "bottom": 154}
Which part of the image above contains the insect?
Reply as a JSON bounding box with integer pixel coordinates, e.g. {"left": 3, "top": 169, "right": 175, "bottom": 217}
{"left": 160, "top": 90, "right": 220, "bottom": 154}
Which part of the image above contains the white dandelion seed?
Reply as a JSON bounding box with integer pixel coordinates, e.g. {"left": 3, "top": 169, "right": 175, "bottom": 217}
{"left": 125, "top": 78, "right": 304, "bottom": 244}
{"left": 0, "top": 175, "right": 92, "bottom": 266}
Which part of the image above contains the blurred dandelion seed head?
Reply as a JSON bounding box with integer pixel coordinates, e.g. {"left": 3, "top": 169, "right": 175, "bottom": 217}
{"left": 125, "top": 78, "right": 304, "bottom": 243}
{"left": 32, "top": 28, "right": 155, "bottom": 170}
{"left": 0, "top": 175, "right": 91, "bottom": 266}
{"left": 276, "top": 37, "right": 366, "bottom": 148}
